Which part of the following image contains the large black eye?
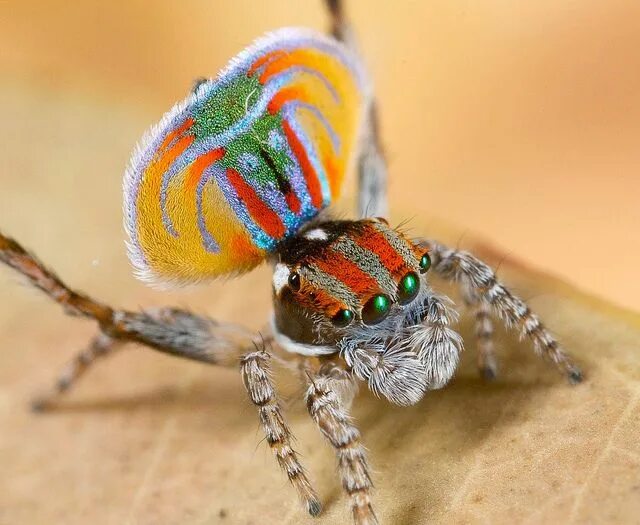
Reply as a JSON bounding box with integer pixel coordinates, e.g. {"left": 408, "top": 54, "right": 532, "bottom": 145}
{"left": 288, "top": 271, "right": 301, "bottom": 291}
{"left": 419, "top": 252, "right": 431, "bottom": 273}
{"left": 362, "top": 294, "right": 392, "bottom": 325}
{"left": 398, "top": 272, "right": 420, "bottom": 305}
{"left": 332, "top": 308, "right": 354, "bottom": 327}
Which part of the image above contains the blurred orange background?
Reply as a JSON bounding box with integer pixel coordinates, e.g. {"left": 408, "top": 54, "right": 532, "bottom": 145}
{"left": 1, "top": 0, "right": 639, "bottom": 311}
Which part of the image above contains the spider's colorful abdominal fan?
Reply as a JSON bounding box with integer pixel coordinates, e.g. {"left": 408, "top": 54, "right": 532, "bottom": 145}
{"left": 123, "top": 28, "right": 367, "bottom": 286}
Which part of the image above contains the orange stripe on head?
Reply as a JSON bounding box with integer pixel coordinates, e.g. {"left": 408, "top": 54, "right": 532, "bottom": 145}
{"left": 226, "top": 168, "right": 286, "bottom": 239}
{"left": 185, "top": 148, "right": 225, "bottom": 192}
{"left": 354, "top": 224, "right": 410, "bottom": 279}
{"left": 295, "top": 281, "right": 343, "bottom": 318}
{"left": 312, "top": 250, "right": 381, "bottom": 298}
{"left": 282, "top": 120, "right": 323, "bottom": 209}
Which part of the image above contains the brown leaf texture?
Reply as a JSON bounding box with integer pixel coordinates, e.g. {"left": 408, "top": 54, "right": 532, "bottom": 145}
{"left": 1, "top": 226, "right": 638, "bottom": 525}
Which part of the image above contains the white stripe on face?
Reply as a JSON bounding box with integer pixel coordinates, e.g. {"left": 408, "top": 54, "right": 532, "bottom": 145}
{"left": 272, "top": 263, "right": 291, "bottom": 295}
{"left": 304, "top": 228, "right": 328, "bottom": 240}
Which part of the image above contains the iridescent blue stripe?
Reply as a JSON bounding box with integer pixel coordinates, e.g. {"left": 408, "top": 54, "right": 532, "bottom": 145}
{"left": 274, "top": 65, "right": 340, "bottom": 103}
{"left": 196, "top": 165, "right": 222, "bottom": 253}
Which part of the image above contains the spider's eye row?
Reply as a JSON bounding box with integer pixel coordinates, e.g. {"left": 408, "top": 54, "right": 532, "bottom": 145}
{"left": 362, "top": 294, "right": 391, "bottom": 325}
{"left": 288, "top": 271, "right": 301, "bottom": 291}
{"left": 332, "top": 308, "right": 354, "bottom": 327}
{"left": 398, "top": 272, "right": 420, "bottom": 305}
{"left": 419, "top": 252, "right": 431, "bottom": 274}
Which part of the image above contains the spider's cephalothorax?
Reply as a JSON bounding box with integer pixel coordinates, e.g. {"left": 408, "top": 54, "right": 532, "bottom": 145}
{"left": 270, "top": 217, "right": 459, "bottom": 405}
{"left": 0, "top": 2, "right": 583, "bottom": 525}
{"left": 273, "top": 218, "right": 427, "bottom": 349}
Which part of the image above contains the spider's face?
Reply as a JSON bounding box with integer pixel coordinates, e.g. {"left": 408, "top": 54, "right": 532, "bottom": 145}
{"left": 271, "top": 219, "right": 431, "bottom": 355}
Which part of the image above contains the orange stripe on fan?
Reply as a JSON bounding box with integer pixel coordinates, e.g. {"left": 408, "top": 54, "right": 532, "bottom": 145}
{"left": 226, "top": 168, "right": 286, "bottom": 239}
{"left": 157, "top": 118, "right": 194, "bottom": 154}
{"left": 248, "top": 50, "right": 287, "bottom": 78}
{"left": 153, "top": 134, "right": 194, "bottom": 175}
{"left": 259, "top": 51, "right": 320, "bottom": 84}
{"left": 282, "top": 120, "right": 323, "bottom": 209}
{"left": 268, "top": 87, "right": 308, "bottom": 115}
{"left": 185, "top": 148, "right": 225, "bottom": 192}
{"left": 230, "top": 234, "right": 263, "bottom": 266}
{"left": 322, "top": 151, "right": 340, "bottom": 198}
{"left": 285, "top": 191, "right": 302, "bottom": 215}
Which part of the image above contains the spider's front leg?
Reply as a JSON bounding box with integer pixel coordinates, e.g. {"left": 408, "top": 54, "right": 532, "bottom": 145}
{"left": 240, "top": 347, "right": 322, "bottom": 517}
{"left": 422, "top": 240, "right": 583, "bottom": 383}
{"left": 305, "top": 369, "right": 378, "bottom": 525}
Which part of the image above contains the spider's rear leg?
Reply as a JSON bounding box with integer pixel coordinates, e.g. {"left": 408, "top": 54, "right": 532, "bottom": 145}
{"left": 423, "top": 240, "right": 583, "bottom": 384}
{"left": 30, "top": 306, "right": 258, "bottom": 410}
{"left": 241, "top": 348, "right": 321, "bottom": 517}
{"left": 1, "top": 231, "right": 259, "bottom": 408}
{"left": 462, "top": 287, "right": 498, "bottom": 381}
{"left": 306, "top": 371, "right": 378, "bottom": 525}
{"left": 31, "top": 333, "right": 121, "bottom": 411}
{"left": 324, "top": 0, "right": 388, "bottom": 218}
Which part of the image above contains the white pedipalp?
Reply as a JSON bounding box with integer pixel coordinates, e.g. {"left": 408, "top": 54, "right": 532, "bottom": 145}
{"left": 270, "top": 316, "right": 336, "bottom": 356}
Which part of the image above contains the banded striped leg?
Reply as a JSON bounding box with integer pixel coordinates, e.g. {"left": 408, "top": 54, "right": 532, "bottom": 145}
{"left": 31, "top": 333, "right": 121, "bottom": 411}
{"left": 325, "top": 0, "right": 388, "bottom": 218}
{"left": 306, "top": 374, "right": 378, "bottom": 525}
{"left": 423, "top": 240, "right": 583, "bottom": 384}
{"left": 462, "top": 287, "right": 498, "bottom": 380}
{"left": 241, "top": 349, "right": 321, "bottom": 517}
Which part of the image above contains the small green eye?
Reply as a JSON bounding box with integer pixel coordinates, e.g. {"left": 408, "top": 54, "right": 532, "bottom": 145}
{"left": 398, "top": 272, "right": 420, "bottom": 305}
{"left": 362, "top": 294, "right": 391, "bottom": 325}
{"left": 332, "top": 308, "right": 354, "bottom": 327}
{"left": 419, "top": 253, "right": 431, "bottom": 273}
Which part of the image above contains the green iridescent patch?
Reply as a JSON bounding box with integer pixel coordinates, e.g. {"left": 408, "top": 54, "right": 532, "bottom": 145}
{"left": 192, "top": 75, "right": 263, "bottom": 138}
